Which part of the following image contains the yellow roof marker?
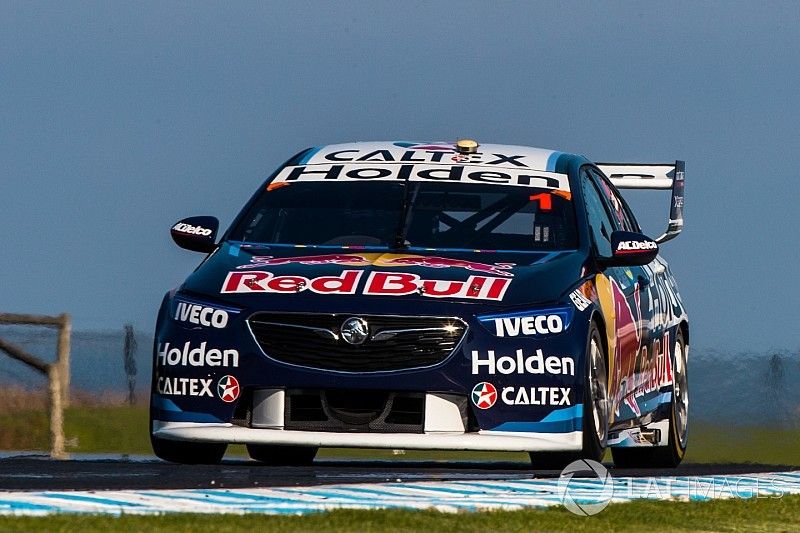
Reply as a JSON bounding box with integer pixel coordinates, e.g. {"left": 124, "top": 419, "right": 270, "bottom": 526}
{"left": 455, "top": 139, "right": 479, "bottom": 154}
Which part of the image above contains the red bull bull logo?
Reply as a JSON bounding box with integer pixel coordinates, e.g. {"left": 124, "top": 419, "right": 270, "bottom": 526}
{"left": 608, "top": 278, "right": 674, "bottom": 417}
{"left": 381, "top": 256, "right": 515, "bottom": 277}
{"left": 238, "top": 254, "right": 365, "bottom": 269}
{"left": 237, "top": 253, "right": 516, "bottom": 277}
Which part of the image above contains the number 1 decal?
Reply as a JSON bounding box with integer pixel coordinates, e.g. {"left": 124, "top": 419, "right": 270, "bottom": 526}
{"left": 529, "top": 193, "right": 552, "bottom": 211}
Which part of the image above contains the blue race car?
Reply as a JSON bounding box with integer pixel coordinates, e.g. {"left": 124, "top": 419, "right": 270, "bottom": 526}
{"left": 151, "top": 140, "right": 688, "bottom": 468}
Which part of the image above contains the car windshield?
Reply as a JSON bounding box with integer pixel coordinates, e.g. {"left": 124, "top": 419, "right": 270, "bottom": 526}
{"left": 230, "top": 180, "right": 577, "bottom": 252}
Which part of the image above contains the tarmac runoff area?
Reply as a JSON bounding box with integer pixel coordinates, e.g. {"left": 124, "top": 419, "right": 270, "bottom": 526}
{"left": 0, "top": 454, "right": 798, "bottom": 515}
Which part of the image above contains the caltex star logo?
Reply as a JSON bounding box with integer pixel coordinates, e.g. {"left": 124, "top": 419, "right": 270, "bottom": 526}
{"left": 217, "top": 375, "right": 240, "bottom": 403}
{"left": 471, "top": 382, "right": 497, "bottom": 409}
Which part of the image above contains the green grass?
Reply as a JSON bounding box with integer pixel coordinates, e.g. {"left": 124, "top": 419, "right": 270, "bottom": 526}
{"left": 684, "top": 424, "right": 800, "bottom": 465}
{"left": 1, "top": 405, "right": 798, "bottom": 465}
{"left": 1, "top": 496, "right": 800, "bottom": 532}
{"left": 0, "top": 405, "right": 151, "bottom": 455}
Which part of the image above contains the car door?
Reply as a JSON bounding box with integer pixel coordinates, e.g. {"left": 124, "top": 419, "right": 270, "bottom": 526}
{"left": 589, "top": 167, "right": 650, "bottom": 338}
{"left": 588, "top": 167, "right": 669, "bottom": 422}
{"left": 580, "top": 167, "right": 648, "bottom": 423}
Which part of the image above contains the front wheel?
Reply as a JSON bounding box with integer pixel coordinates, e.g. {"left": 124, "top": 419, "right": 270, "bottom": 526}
{"left": 247, "top": 444, "right": 318, "bottom": 466}
{"left": 531, "top": 322, "right": 609, "bottom": 469}
{"left": 151, "top": 436, "right": 227, "bottom": 464}
{"left": 611, "top": 328, "right": 688, "bottom": 468}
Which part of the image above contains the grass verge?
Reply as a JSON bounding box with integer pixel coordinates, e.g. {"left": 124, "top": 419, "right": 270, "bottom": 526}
{"left": 1, "top": 495, "right": 799, "bottom": 532}
{"left": 0, "top": 405, "right": 150, "bottom": 455}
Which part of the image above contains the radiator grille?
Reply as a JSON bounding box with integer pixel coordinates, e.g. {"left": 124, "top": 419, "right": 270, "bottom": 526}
{"left": 248, "top": 313, "right": 467, "bottom": 372}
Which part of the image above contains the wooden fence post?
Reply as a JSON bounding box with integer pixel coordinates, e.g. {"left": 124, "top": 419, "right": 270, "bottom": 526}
{"left": 0, "top": 311, "right": 71, "bottom": 459}
{"left": 48, "top": 364, "right": 67, "bottom": 459}
{"left": 57, "top": 313, "right": 71, "bottom": 407}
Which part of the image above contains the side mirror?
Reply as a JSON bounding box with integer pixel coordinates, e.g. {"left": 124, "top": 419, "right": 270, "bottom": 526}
{"left": 600, "top": 231, "right": 659, "bottom": 267}
{"left": 170, "top": 216, "right": 219, "bottom": 253}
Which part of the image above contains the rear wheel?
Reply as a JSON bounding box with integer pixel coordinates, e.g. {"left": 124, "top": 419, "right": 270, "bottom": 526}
{"left": 531, "top": 322, "right": 608, "bottom": 469}
{"left": 247, "top": 444, "right": 318, "bottom": 466}
{"left": 611, "top": 328, "right": 688, "bottom": 468}
{"left": 151, "top": 436, "right": 227, "bottom": 464}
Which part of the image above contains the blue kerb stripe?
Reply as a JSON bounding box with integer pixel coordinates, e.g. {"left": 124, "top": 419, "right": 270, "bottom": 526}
{"left": 332, "top": 486, "right": 519, "bottom": 507}
{"left": 141, "top": 490, "right": 346, "bottom": 509}
{"left": 281, "top": 488, "right": 393, "bottom": 502}
{"left": 320, "top": 485, "right": 420, "bottom": 499}
{"left": 189, "top": 490, "right": 314, "bottom": 505}
{"left": 192, "top": 489, "right": 292, "bottom": 501}
{"left": 41, "top": 493, "right": 144, "bottom": 507}
{"left": 5, "top": 470, "right": 800, "bottom": 516}
{"left": 331, "top": 484, "right": 519, "bottom": 505}
{"left": 448, "top": 481, "right": 564, "bottom": 496}
{"left": 341, "top": 490, "right": 523, "bottom": 509}
{"left": 298, "top": 147, "right": 322, "bottom": 164}
{"left": 0, "top": 500, "right": 58, "bottom": 512}
{"left": 276, "top": 489, "right": 415, "bottom": 509}
{"left": 387, "top": 483, "right": 489, "bottom": 496}
{"left": 546, "top": 151, "right": 565, "bottom": 172}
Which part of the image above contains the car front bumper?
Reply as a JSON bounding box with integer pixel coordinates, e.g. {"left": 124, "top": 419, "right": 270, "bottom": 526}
{"left": 152, "top": 421, "right": 582, "bottom": 452}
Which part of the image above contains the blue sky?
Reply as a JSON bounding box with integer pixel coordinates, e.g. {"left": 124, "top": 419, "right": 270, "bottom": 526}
{"left": 2, "top": 2, "right": 798, "bottom": 349}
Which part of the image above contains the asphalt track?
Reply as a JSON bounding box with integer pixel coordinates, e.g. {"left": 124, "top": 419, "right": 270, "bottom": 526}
{"left": 0, "top": 454, "right": 795, "bottom": 491}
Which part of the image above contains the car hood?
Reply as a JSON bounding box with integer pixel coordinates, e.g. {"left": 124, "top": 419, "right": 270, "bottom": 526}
{"left": 180, "top": 243, "right": 587, "bottom": 313}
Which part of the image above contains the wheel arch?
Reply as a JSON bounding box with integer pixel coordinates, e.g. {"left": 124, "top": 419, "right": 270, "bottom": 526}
{"left": 678, "top": 320, "right": 689, "bottom": 354}
{"left": 589, "top": 310, "right": 610, "bottom": 368}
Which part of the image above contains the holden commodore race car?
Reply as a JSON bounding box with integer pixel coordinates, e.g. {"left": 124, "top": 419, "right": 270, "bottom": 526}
{"left": 151, "top": 140, "right": 688, "bottom": 468}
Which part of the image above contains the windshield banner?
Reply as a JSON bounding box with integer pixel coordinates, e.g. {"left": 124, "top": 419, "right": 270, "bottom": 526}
{"left": 271, "top": 163, "right": 570, "bottom": 191}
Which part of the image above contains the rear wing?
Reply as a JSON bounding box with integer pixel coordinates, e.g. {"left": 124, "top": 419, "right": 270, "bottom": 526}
{"left": 596, "top": 160, "right": 685, "bottom": 244}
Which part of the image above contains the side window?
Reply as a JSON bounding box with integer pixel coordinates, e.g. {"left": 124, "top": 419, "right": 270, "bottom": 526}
{"left": 581, "top": 169, "right": 615, "bottom": 257}
{"left": 589, "top": 168, "right": 639, "bottom": 232}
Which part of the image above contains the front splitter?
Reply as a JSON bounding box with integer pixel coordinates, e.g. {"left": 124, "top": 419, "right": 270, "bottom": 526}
{"left": 152, "top": 420, "right": 582, "bottom": 452}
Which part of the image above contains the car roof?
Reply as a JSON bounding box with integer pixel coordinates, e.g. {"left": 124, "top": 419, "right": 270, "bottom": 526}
{"left": 297, "top": 141, "right": 586, "bottom": 173}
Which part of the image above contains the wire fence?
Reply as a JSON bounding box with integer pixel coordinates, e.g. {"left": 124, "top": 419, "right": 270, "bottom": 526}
{"left": 0, "top": 325, "right": 151, "bottom": 399}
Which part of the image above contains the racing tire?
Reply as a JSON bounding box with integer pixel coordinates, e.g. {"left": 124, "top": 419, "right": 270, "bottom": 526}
{"left": 246, "top": 444, "right": 318, "bottom": 466}
{"left": 611, "top": 328, "right": 688, "bottom": 468}
{"left": 530, "top": 322, "right": 609, "bottom": 469}
{"left": 151, "top": 436, "right": 227, "bottom": 465}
